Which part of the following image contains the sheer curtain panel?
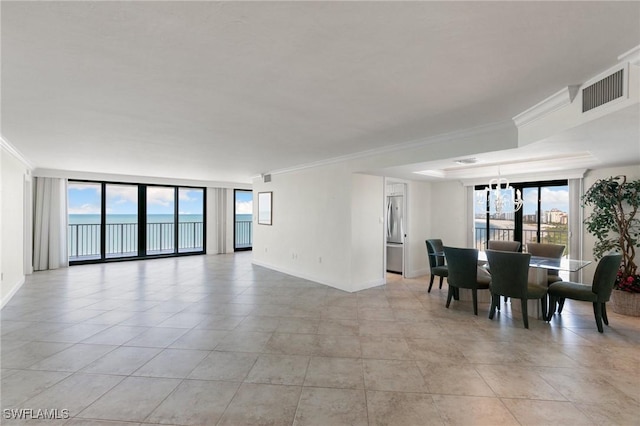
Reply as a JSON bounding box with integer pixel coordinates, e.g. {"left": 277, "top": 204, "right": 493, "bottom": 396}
{"left": 33, "top": 177, "right": 68, "bottom": 270}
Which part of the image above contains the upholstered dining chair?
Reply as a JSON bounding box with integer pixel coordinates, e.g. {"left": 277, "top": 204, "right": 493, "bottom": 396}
{"left": 485, "top": 250, "right": 548, "bottom": 329}
{"left": 547, "top": 253, "right": 622, "bottom": 333}
{"left": 425, "top": 239, "right": 448, "bottom": 293}
{"left": 526, "top": 243, "right": 565, "bottom": 285}
{"left": 485, "top": 240, "right": 523, "bottom": 303}
{"left": 443, "top": 246, "right": 491, "bottom": 315}
{"left": 486, "top": 240, "right": 521, "bottom": 252}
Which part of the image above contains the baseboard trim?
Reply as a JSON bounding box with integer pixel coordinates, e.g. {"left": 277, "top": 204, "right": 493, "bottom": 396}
{"left": 250, "top": 259, "right": 385, "bottom": 293}
{"left": 406, "top": 268, "right": 430, "bottom": 279}
{"left": 1, "top": 276, "right": 26, "bottom": 309}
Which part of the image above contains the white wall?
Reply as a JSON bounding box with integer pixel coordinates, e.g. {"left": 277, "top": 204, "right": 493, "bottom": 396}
{"left": 1, "top": 149, "right": 29, "bottom": 306}
{"left": 351, "top": 173, "right": 385, "bottom": 291}
{"left": 581, "top": 164, "right": 640, "bottom": 283}
{"left": 405, "top": 180, "right": 432, "bottom": 278}
{"left": 429, "top": 180, "right": 468, "bottom": 248}
{"left": 252, "top": 162, "right": 353, "bottom": 291}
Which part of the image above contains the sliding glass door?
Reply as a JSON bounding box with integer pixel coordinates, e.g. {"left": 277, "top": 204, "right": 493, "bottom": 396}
{"left": 178, "top": 188, "right": 205, "bottom": 253}
{"left": 234, "top": 190, "right": 253, "bottom": 251}
{"left": 474, "top": 179, "right": 568, "bottom": 253}
{"left": 69, "top": 180, "right": 205, "bottom": 263}
{"left": 106, "top": 184, "right": 138, "bottom": 258}
{"left": 68, "top": 182, "right": 102, "bottom": 260}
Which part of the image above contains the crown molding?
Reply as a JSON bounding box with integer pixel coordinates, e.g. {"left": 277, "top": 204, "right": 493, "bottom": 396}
{"left": 512, "top": 85, "right": 579, "bottom": 128}
{"left": 33, "top": 168, "right": 251, "bottom": 189}
{"left": 1, "top": 135, "right": 34, "bottom": 170}
{"left": 618, "top": 44, "right": 640, "bottom": 66}
{"left": 459, "top": 168, "right": 588, "bottom": 187}
{"left": 267, "top": 120, "right": 514, "bottom": 177}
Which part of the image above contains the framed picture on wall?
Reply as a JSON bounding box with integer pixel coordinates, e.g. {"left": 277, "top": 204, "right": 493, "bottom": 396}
{"left": 258, "top": 192, "right": 272, "bottom": 225}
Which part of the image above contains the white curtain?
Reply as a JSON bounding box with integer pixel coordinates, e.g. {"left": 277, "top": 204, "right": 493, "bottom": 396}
{"left": 568, "top": 178, "right": 583, "bottom": 282}
{"left": 33, "top": 177, "right": 68, "bottom": 270}
{"left": 209, "top": 187, "right": 228, "bottom": 254}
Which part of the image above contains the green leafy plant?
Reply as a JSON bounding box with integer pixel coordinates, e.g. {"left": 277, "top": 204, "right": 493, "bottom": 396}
{"left": 582, "top": 175, "right": 640, "bottom": 292}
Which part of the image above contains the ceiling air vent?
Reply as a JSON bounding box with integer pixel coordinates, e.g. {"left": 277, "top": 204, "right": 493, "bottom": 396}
{"left": 582, "top": 68, "right": 624, "bottom": 113}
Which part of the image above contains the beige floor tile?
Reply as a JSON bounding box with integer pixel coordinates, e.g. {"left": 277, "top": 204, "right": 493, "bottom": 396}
{"left": 133, "top": 348, "right": 209, "bottom": 378}
{"left": 536, "top": 366, "right": 632, "bottom": 404}
{"left": 501, "top": 398, "right": 594, "bottom": 426}
{"left": 317, "top": 319, "right": 360, "bottom": 336}
{"left": 22, "top": 373, "right": 124, "bottom": 417}
{"left": 80, "top": 326, "right": 148, "bottom": 345}
{"left": 363, "top": 359, "right": 428, "bottom": 392}
{"left": 217, "top": 383, "right": 301, "bottom": 426}
{"left": 76, "top": 376, "right": 180, "bottom": 422}
{"left": 359, "top": 320, "right": 404, "bottom": 336}
{"left": 168, "top": 328, "right": 229, "bottom": 350}
{"left": 366, "top": 391, "right": 444, "bottom": 426}
{"left": 80, "top": 346, "right": 161, "bottom": 375}
{"left": 2, "top": 253, "right": 638, "bottom": 425}
{"left": 28, "top": 344, "right": 117, "bottom": 372}
{"left": 294, "top": 387, "right": 367, "bottom": 426}
{"left": 264, "top": 333, "right": 318, "bottom": 355}
{"left": 304, "top": 357, "right": 364, "bottom": 389}
{"left": 315, "top": 334, "right": 362, "bottom": 358}
{"left": 574, "top": 398, "right": 640, "bottom": 425}
{"left": 122, "top": 326, "right": 188, "bottom": 348}
{"left": 215, "top": 330, "right": 273, "bottom": 352}
{"left": 361, "top": 336, "right": 412, "bottom": 360}
{"left": 0, "top": 369, "right": 71, "bottom": 407}
{"left": 1, "top": 341, "right": 73, "bottom": 369}
{"left": 188, "top": 350, "right": 258, "bottom": 381}
{"left": 146, "top": 379, "right": 240, "bottom": 425}
{"left": 406, "top": 338, "right": 466, "bottom": 363}
{"left": 417, "top": 362, "right": 495, "bottom": 397}
{"left": 475, "top": 364, "right": 566, "bottom": 400}
{"left": 276, "top": 318, "right": 319, "bottom": 334}
{"left": 245, "top": 354, "right": 310, "bottom": 385}
{"left": 432, "top": 395, "right": 520, "bottom": 425}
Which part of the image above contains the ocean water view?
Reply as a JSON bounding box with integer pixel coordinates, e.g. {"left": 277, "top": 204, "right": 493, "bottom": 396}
{"left": 69, "top": 214, "right": 204, "bottom": 224}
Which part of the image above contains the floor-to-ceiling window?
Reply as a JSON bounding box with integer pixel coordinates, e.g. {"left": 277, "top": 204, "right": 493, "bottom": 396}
{"left": 178, "top": 187, "right": 205, "bottom": 253}
{"left": 233, "top": 189, "right": 253, "bottom": 251}
{"left": 234, "top": 189, "right": 253, "bottom": 251}
{"left": 68, "top": 182, "right": 102, "bottom": 260}
{"left": 68, "top": 180, "right": 205, "bottom": 263}
{"left": 106, "top": 183, "right": 138, "bottom": 258}
{"left": 474, "top": 179, "right": 568, "bottom": 252}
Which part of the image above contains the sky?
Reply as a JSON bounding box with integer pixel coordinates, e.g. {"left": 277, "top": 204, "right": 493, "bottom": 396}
{"left": 68, "top": 183, "right": 205, "bottom": 215}
{"left": 235, "top": 190, "right": 253, "bottom": 215}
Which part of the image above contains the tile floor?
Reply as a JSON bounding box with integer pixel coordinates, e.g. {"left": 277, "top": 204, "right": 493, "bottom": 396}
{"left": 1, "top": 252, "right": 639, "bottom": 425}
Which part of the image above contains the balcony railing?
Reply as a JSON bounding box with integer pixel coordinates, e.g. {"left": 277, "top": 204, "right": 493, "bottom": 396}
{"left": 475, "top": 228, "right": 569, "bottom": 255}
{"left": 235, "top": 219, "right": 252, "bottom": 249}
{"left": 68, "top": 222, "right": 204, "bottom": 260}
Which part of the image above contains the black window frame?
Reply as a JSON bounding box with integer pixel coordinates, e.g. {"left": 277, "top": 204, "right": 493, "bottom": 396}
{"left": 68, "top": 179, "right": 206, "bottom": 265}
{"left": 474, "top": 179, "right": 568, "bottom": 249}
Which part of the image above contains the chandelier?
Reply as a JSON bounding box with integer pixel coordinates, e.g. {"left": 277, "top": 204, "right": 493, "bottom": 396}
{"left": 476, "top": 177, "right": 523, "bottom": 214}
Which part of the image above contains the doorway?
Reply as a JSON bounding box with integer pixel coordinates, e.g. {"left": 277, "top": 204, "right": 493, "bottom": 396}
{"left": 385, "top": 181, "right": 407, "bottom": 278}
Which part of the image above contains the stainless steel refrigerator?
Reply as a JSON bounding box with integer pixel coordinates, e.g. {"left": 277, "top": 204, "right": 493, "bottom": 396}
{"left": 386, "top": 195, "right": 404, "bottom": 273}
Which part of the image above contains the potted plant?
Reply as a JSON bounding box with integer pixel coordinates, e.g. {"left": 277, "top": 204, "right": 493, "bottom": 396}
{"left": 582, "top": 175, "right": 640, "bottom": 315}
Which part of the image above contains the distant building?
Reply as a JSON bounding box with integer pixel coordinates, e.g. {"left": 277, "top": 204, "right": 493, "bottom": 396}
{"left": 545, "top": 208, "right": 568, "bottom": 224}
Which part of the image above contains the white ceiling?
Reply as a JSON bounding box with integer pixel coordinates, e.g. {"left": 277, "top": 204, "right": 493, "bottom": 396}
{"left": 2, "top": 1, "right": 639, "bottom": 183}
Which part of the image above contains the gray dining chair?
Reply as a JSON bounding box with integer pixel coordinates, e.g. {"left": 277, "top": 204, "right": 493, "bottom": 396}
{"left": 526, "top": 243, "right": 565, "bottom": 285}
{"left": 486, "top": 240, "right": 521, "bottom": 252}
{"left": 486, "top": 250, "right": 548, "bottom": 329}
{"left": 443, "top": 246, "right": 491, "bottom": 315}
{"left": 426, "top": 239, "right": 448, "bottom": 293}
{"left": 547, "top": 253, "right": 622, "bottom": 333}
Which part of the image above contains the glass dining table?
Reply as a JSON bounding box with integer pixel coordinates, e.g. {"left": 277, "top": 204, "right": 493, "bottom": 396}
{"left": 434, "top": 250, "right": 592, "bottom": 318}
